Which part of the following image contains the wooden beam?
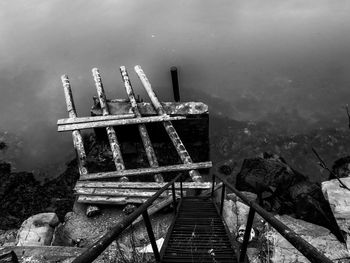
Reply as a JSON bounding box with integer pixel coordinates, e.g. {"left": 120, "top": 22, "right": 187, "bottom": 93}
{"left": 92, "top": 68, "right": 125, "bottom": 172}
{"left": 57, "top": 115, "right": 185, "bottom": 132}
{"left": 135, "top": 65, "right": 203, "bottom": 183}
{"left": 57, "top": 114, "right": 135, "bottom": 125}
{"left": 75, "top": 181, "right": 212, "bottom": 189}
{"left": 61, "top": 75, "right": 88, "bottom": 176}
{"left": 120, "top": 66, "right": 163, "bottom": 183}
{"left": 74, "top": 187, "right": 179, "bottom": 197}
{"left": 79, "top": 161, "right": 212, "bottom": 180}
{"left": 77, "top": 195, "right": 148, "bottom": 205}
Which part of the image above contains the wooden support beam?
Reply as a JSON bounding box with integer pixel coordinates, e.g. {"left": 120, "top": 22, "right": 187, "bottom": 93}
{"left": 61, "top": 75, "right": 88, "bottom": 176}
{"left": 77, "top": 195, "right": 148, "bottom": 205}
{"left": 79, "top": 161, "right": 212, "bottom": 180}
{"left": 57, "top": 114, "right": 135, "bottom": 125}
{"left": 74, "top": 187, "right": 179, "bottom": 198}
{"left": 75, "top": 181, "right": 212, "bottom": 189}
{"left": 92, "top": 68, "right": 125, "bottom": 172}
{"left": 120, "top": 66, "right": 163, "bottom": 183}
{"left": 57, "top": 115, "right": 185, "bottom": 132}
{"left": 134, "top": 65, "right": 203, "bottom": 183}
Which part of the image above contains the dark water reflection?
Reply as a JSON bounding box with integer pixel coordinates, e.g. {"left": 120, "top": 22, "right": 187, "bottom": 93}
{"left": 1, "top": 1, "right": 350, "bottom": 177}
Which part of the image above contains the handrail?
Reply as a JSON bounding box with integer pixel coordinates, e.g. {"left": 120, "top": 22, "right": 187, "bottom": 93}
{"left": 72, "top": 173, "right": 183, "bottom": 263}
{"left": 213, "top": 173, "right": 333, "bottom": 263}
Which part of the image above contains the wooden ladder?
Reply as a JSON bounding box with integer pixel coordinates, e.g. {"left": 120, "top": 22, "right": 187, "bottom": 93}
{"left": 58, "top": 65, "right": 212, "bottom": 209}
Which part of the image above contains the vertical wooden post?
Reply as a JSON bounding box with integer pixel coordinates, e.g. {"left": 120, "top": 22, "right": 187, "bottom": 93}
{"left": 92, "top": 68, "right": 126, "bottom": 174}
{"left": 134, "top": 65, "right": 202, "bottom": 183}
{"left": 170, "top": 66, "right": 180, "bottom": 102}
{"left": 220, "top": 183, "right": 225, "bottom": 215}
{"left": 239, "top": 207, "right": 256, "bottom": 263}
{"left": 119, "top": 66, "right": 163, "bottom": 183}
{"left": 142, "top": 211, "right": 161, "bottom": 262}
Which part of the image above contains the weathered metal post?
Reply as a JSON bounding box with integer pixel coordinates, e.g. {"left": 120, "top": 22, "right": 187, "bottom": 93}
{"left": 170, "top": 66, "right": 180, "bottom": 102}
{"left": 172, "top": 183, "right": 177, "bottom": 213}
{"left": 220, "top": 183, "right": 225, "bottom": 215}
{"left": 211, "top": 174, "right": 216, "bottom": 197}
{"left": 239, "top": 207, "right": 256, "bottom": 263}
{"left": 142, "top": 211, "right": 161, "bottom": 262}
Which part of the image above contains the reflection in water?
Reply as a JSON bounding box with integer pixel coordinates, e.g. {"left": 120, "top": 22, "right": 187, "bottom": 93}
{"left": 0, "top": 0, "right": 350, "bottom": 173}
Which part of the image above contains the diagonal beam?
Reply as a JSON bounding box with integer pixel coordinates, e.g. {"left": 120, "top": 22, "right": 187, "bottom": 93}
{"left": 120, "top": 66, "right": 163, "bottom": 183}
{"left": 134, "top": 65, "right": 203, "bottom": 182}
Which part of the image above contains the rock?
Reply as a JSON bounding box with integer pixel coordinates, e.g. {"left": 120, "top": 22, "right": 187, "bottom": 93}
{"left": 235, "top": 153, "right": 343, "bottom": 241}
{"left": 0, "top": 229, "right": 17, "bottom": 246}
{"left": 263, "top": 215, "right": 350, "bottom": 263}
{"left": 123, "top": 204, "right": 137, "bottom": 215}
{"left": 330, "top": 156, "right": 350, "bottom": 180}
{"left": 322, "top": 177, "right": 350, "bottom": 249}
{"left": 222, "top": 200, "right": 237, "bottom": 235}
{"left": 16, "top": 213, "right": 59, "bottom": 246}
{"left": 138, "top": 238, "right": 164, "bottom": 253}
{"left": 86, "top": 205, "right": 101, "bottom": 218}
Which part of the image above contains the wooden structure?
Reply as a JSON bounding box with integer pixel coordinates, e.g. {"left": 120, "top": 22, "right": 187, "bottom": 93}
{"left": 58, "top": 65, "right": 212, "bottom": 207}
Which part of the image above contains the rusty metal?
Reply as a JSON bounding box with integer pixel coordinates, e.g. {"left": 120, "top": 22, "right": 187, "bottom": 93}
{"left": 160, "top": 197, "right": 237, "bottom": 263}
{"left": 134, "top": 65, "right": 203, "bottom": 183}
{"left": 214, "top": 173, "right": 334, "bottom": 263}
{"left": 120, "top": 66, "right": 163, "bottom": 183}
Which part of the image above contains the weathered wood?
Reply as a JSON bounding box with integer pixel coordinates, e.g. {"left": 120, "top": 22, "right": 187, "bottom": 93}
{"left": 135, "top": 65, "right": 203, "bottom": 183}
{"left": 92, "top": 68, "right": 125, "bottom": 172}
{"left": 74, "top": 187, "right": 179, "bottom": 197}
{"left": 120, "top": 66, "right": 163, "bottom": 183}
{"left": 77, "top": 195, "right": 148, "bottom": 205}
{"left": 61, "top": 75, "right": 88, "bottom": 175}
{"left": 91, "top": 101, "right": 208, "bottom": 116}
{"left": 57, "top": 114, "right": 135, "bottom": 125}
{"left": 79, "top": 161, "right": 212, "bottom": 180}
{"left": 57, "top": 115, "right": 185, "bottom": 132}
{"left": 0, "top": 246, "right": 86, "bottom": 262}
{"left": 75, "top": 181, "right": 212, "bottom": 189}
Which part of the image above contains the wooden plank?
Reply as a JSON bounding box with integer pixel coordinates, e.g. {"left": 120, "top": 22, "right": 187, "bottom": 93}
{"left": 75, "top": 181, "right": 212, "bottom": 189}
{"left": 92, "top": 68, "right": 125, "bottom": 172}
{"left": 135, "top": 66, "right": 203, "bottom": 183}
{"left": 57, "top": 114, "right": 135, "bottom": 125}
{"left": 57, "top": 115, "right": 186, "bottom": 132}
{"left": 74, "top": 187, "right": 179, "bottom": 197}
{"left": 0, "top": 246, "right": 86, "bottom": 261}
{"left": 77, "top": 195, "right": 149, "bottom": 205}
{"left": 79, "top": 161, "right": 212, "bottom": 180}
{"left": 61, "top": 75, "right": 88, "bottom": 175}
{"left": 120, "top": 66, "right": 163, "bottom": 183}
{"left": 91, "top": 101, "right": 209, "bottom": 116}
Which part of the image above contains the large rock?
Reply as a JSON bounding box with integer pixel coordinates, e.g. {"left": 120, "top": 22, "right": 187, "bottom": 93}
{"left": 16, "top": 213, "right": 59, "bottom": 246}
{"left": 322, "top": 177, "right": 350, "bottom": 250}
{"left": 235, "top": 153, "right": 343, "bottom": 241}
{"left": 264, "top": 215, "right": 350, "bottom": 263}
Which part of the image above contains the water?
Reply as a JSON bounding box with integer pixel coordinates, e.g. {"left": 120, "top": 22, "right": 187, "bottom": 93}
{"left": 1, "top": 0, "right": 350, "bottom": 175}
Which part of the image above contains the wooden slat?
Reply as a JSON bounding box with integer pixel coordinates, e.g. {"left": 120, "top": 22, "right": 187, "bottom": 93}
{"left": 75, "top": 181, "right": 212, "bottom": 189}
{"left": 92, "top": 68, "right": 125, "bottom": 172}
{"left": 79, "top": 161, "right": 212, "bottom": 180}
{"left": 57, "top": 115, "right": 186, "bottom": 132}
{"left": 77, "top": 195, "right": 149, "bottom": 205}
{"left": 74, "top": 187, "right": 179, "bottom": 197}
{"left": 61, "top": 75, "right": 88, "bottom": 176}
{"left": 135, "top": 65, "right": 203, "bottom": 183}
{"left": 120, "top": 66, "right": 163, "bottom": 183}
{"left": 57, "top": 114, "right": 135, "bottom": 125}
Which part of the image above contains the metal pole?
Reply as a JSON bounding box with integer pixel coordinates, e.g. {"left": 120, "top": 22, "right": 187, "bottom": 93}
{"left": 172, "top": 183, "right": 177, "bottom": 212}
{"left": 170, "top": 66, "right": 180, "bottom": 102}
{"left": 220, "top": 183, "right": 226, "bottom": 215}
{"left": 211, "top": 174, "right": 216, "bottom": 197}
{"left": 142, "top": 211, "right": 161, "bottom": 262}
{"left": 239, "top": 207, "right": 256, "bottom": 263}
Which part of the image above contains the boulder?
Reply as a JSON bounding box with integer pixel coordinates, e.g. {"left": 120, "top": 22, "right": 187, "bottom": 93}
{"left": 322, "top": 177, "right": 350, "bottom": 250}
{"left": 16, "top": 213, "right": 59, "bottom": 246}
{"left": 263, "top": 215, "right": 350, "bottom": 263}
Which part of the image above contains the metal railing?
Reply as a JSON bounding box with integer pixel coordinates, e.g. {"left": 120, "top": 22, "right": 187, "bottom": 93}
{"left": 72, "top": 173, "right": 184, "bottom": 263}
{"left": 212, "top": 173, "right": 333, "bottom": 263}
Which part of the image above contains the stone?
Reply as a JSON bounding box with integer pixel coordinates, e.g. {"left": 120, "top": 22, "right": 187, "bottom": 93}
{"left": 222, "top": 200, "right": 237, "bottom": 235}
{"left": 322, "top": 177, "right": 350, "bottom": 249}
{"left": 86, "top": 205, "right": 101, "bottom": 218}
{"left": 138, "top": 237, "right": 164, "bottom": 253}
{"left": 16, "top": 213, "right": 59, "bottom": 246}
{"left": 263, "top": 215, "right": 350, "bottom": 263}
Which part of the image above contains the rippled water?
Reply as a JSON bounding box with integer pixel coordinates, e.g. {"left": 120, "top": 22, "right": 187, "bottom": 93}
{"left": 0, "top": 0, "right": 350, "bottom": 174}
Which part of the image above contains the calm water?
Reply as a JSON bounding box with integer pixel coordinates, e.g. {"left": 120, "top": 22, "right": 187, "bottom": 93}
{"left": 1, "top": 0, "right": 350, "bottom": 175}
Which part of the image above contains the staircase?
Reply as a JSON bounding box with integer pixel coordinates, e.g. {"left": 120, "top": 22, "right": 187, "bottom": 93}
{"left": 161, "top": 197, "right": 237, "bottom": 263}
